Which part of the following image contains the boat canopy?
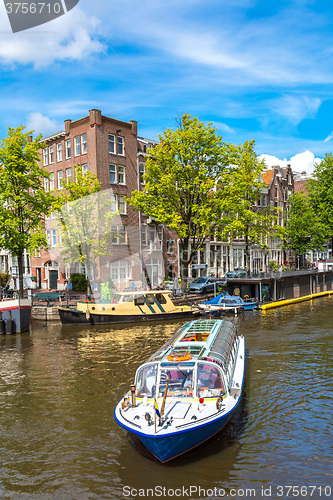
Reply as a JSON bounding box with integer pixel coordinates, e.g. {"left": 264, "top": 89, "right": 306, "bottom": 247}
{"left": 147, "top": 319, "right": 238, "bottom": 371}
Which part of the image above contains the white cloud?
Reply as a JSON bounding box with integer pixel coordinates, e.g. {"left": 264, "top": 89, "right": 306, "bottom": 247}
{"left": 259, "top": 151, "right": 321, "bottom": 176}
{"left": 26, "top": 112, "right": 62, "bottom": 136}
{"left": 0, "top": 5, "right": 105, "bottom": 67}
{"left": 270, "top": 95, "right": 322, "bottom": 126}
{"left": 324, "top": 131, "right": 333, "bottom": 142}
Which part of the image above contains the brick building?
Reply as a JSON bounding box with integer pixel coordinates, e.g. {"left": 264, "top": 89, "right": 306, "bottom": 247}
{"left": 30, "top": 109, "right": 165, "bottom": 291}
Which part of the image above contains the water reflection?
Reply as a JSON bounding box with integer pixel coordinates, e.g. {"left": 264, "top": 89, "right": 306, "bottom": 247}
{"left": 0, "top": 299, "right": 332, "bottom": 499}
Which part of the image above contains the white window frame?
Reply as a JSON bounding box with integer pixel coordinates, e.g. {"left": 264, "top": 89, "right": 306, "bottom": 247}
{"left": 119, "top": 195, "right": 126, "bottom": 214}
{"left": 66, "top": 167, "right": 71, "bottom": 181}
{"left": 49, "top": 173, "right": 54, "bottom": 191}
{"left": 74, "top": 136, "right": 80, "bottom": 157}
{"left": 118, "top": 165, "right": 125, "bottom": 185}
{"left": 109, "top": 134, "right": 115, "bottom": 154}
{"left": 82, "top": 164, "right": 88, "bottom": 176}
{"left": 49, "top": 145, "right": 54, "bottom": 164}
{"left": 117, "top": 136, "right": 124, "bottom": 156}
{"left": 56, "top": 143, "right": 62, "bottom": 162}
{"left": 65, "top": 139, "right": 71, "bottom": 159}
{"left": 110, "top": 164, "right": 116, "bottom": 184}
{"left": 43, "top": 148, "right": 48, "bottom": 166}
{"left": 139, "top": 163, "right": 145, "bottom": 184}
{"left": 57, "top": 170, "right": 63, "bottom": 190}
{"left": 81, "top": 133, "right": 87, "bottom": 155}
{"left": 46, "top": 230, "right": 51, "bottom": 247}
{"left": 44, "top": 177, "right": 49, "bottom": 192}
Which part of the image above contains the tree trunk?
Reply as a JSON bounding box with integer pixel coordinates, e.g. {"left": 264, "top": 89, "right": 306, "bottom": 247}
{"left": 17, "top": 251, "right": 24, "bottom": 298}
{"left": 245, "top": 231, "right": 251, "bottom": 276}
{"left": 179, "top": 239, "right": 190, "bottom": 291}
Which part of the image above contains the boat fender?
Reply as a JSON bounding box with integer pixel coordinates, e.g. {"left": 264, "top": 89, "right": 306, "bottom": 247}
{"left": 0, "top": 319, "right": 5, "bottom": 335}
{"left": 167, "top": 352, "right": 192, "bottom": 362}
{"left": 6, "top": 319, "right": 15, "bottom": 334}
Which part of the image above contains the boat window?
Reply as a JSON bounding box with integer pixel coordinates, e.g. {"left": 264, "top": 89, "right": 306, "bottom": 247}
{"left": 158, "top": 366, "right": 194, "bottom": 398}
{"left": 155, "top": 294, "right": 167, "bottom": 304}
{"left": 122, "top": 295, "right": 134, "bottom": 302}
{"left": 145, "top": 295, "right": 154, "bottom": 305}
{"left": 135, "top": 363, "right": 158, "bottom": 397}
{"left": 134, "top": 296, "right": 145, "bottom": 306}
{"left": 197, "top": 363, "right": 226, "bottom": 398}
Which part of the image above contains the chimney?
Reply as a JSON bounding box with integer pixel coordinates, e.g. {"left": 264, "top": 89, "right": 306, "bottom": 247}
{"left": 27, "top": 135, "right": 32, "bottom": 143}
{"left": 65, "top": 119, "right": 71, "bottom": 135}
{"left": 89, "top": 109, "right": 102, "bottom": 127}
{"left": 131, "top": 120, "right": 138, "bottom": 136}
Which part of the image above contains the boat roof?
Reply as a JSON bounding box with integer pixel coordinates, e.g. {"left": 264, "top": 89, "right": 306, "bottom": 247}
{"left": 147, "top": 319, "right": 238, "bottom": 371}
{"left": 114, "top": 290, "right": 172, "bottom": 296}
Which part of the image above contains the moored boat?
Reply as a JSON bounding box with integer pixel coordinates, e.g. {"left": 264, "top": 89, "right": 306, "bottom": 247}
{"left": 58, "top": 290, "right": 196, "bottom": 325}
{"left": 114, "top": 318, "right": 245, "bottom": 462}
{"left": 198, "top": 292, "right": 258, "bottom": 315}
{"left": 0, "top": 298, "right": 31, "bottom": 334}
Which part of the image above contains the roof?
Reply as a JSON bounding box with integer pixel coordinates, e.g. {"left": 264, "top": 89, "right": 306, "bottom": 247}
{"left": 262, "top": 170, "right": 273, "bottom": 185}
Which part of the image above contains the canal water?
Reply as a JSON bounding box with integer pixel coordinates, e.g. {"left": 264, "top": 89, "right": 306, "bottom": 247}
{"left": 0, "top": 298, "right": 332, "bottom": 500}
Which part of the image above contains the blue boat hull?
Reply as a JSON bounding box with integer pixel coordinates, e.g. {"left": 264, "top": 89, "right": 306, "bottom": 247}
{"left": 115, "top": 404, "right": 238, "bottom": 463}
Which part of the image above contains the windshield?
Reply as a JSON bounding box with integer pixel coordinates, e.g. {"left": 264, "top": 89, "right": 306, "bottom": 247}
{"left": 192, "top": 278, "right": 206, "bottom": 284}
{"left": 158, "top": 364, "right": 194, "bottom": 398}
{"left": 135, "top": 363, "right": 158, "bottom": 397}
{"left": 197, "top": 363, "right": 226, "bottom": 398}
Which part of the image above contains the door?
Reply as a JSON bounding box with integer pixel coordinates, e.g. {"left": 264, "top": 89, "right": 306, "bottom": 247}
{"left": 49, "top": 270, "right": 58, "bottom": 290}
{"left": 37, "top": 268, "right": 41, "bottom": 288}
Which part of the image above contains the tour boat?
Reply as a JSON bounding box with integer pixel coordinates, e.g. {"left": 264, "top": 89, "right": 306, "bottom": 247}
{"left": 0, "top": 298, "right": 31, "bottom": 334}
{"left": 114, "top": 318, "right": 245, "bottom": 462}
{"left": 58, "top": 290, "right": 196, "bottom": 325}
{"left": 198, "top": 292, "right": 258, "bottom": 315}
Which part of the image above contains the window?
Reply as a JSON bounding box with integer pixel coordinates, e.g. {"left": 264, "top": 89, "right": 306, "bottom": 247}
{"left": 46, "top": 230, "right": 51, "bottom": 247}
{"left": 82, "top": 164, "right": 88, "bottom": 176}
{"left": 110, "top": 259, "right": 131, "bottom": 281}
{"left": 167, "top": 239, "right": 175, "bottom": 255}
{"left": 52, "top": 230, "right": 57, "bottom": 247}
{"left": 49, "top": 146, "right": 54, "bottom": 164}
{"left": 110, "top": 164, "right": 116, "bottom": 184}
{"left": 57, "top": 170, "right": 63, "bottom": 189}
{"left": 109, "top": 134, "right": 115, "bottom": 154}
{"left": 111, "top": 225, "right": 127, "bottom": 245}
{"left": 49, "top": 173, "right": 54, "bottom": 191}
{"left": 139, "top": 163, "right": 145, "bottom": 184}
{"left": 74, "top": 136, "right": 80, "bottom": 156}
{"left": 141, "top": 225, "right": 148, "bottom": 246}
{"left": 119, "top": 195, "right": 126, "bottom": 214}
{"left": 81, "top": 133, "right": 87, "bottom": 154}
{"left": 43, "top": 148, "right": 48, "bottom": 166}
{"left": 65, "top": 139, "right": 71, "bottom": 159}
{"left": 66, "top": 167, "right": 71, "bottom": 181}
{"left": 56, "top": 143, "right": 62, "bottom": 162}
{"left": 44, "top": 178, "right": 49, "bottom": 192}
{"left": 111, "top": 194, "right": 117, "bottom": 213}
{"left": 118, "top": 165, "right": 125, "bottom": 184}
{"left": 117, "top": 136, "right": 124, "bottom": 155}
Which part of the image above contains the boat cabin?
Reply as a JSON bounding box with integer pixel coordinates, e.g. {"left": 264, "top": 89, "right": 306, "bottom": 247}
{"left": 134, "top": 319, "right": 239, "bottom": 401}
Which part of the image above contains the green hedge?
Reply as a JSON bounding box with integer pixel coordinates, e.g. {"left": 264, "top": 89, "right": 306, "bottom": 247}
{"left": 70, "top": 273, "right": 88, "bottom": 292}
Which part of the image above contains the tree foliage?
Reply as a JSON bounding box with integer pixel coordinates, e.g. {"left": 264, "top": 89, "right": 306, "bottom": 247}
{"left": 129, "top": 113, "right": 232, "bottom": 283}
{"left": 307, "top": 153, "right": 333, "bottom": 250}
{"left": 0, "top": 126, "right": 53, "bottom": 296}
{"left": 219, "top": 140, "right": 282, "bottom": 273}
{"left": 284, "top": 192, "right": 328, "bottom": 256}
{"left": 53, "top": 165, "right": 116, "bottom": 293}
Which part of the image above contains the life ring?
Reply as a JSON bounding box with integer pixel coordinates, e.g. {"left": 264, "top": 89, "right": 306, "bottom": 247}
{"left": 167, "top": 352, "right": 192, "bottom": 362}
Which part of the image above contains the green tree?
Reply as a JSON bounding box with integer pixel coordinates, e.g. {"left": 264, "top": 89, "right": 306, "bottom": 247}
{"left": 129, "top": 113, "right": 232, "bottom": 287}
{"left": 308, "top": 153, "right": 333, "bottom": 251}
{"left": 0, "top": 126, "right": 53, "bottom": 297}
{"left": 220, "top": 140, "right": 282, "bottom": 274}
{"left": 284, "top": 192, "right": 328, "bottom": 265}
{"left": 54, "top": 165, "right": 116, "bottom": 295}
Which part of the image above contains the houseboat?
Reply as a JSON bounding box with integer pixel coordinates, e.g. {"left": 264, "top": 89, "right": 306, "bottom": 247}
{"left": 0, "top": 298, "right": 31, "bottom": 334}
{"left": 114, "top": 318, "right": 245, "bottom": 462}
{"left": 58, "top": 290, "right": 196, "bottom": 325}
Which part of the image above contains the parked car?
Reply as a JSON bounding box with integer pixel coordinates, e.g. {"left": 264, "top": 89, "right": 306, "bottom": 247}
{"left": 224, "top": 270, "right": 247, "bottom": 278}
{"left": 189, "top": 277, "right": 226, "bottom": 294}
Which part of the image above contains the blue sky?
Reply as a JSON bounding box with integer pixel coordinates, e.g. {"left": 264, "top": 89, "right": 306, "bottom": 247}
{"left": 1, "top": 0, "right": 333, "bottom": 173}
